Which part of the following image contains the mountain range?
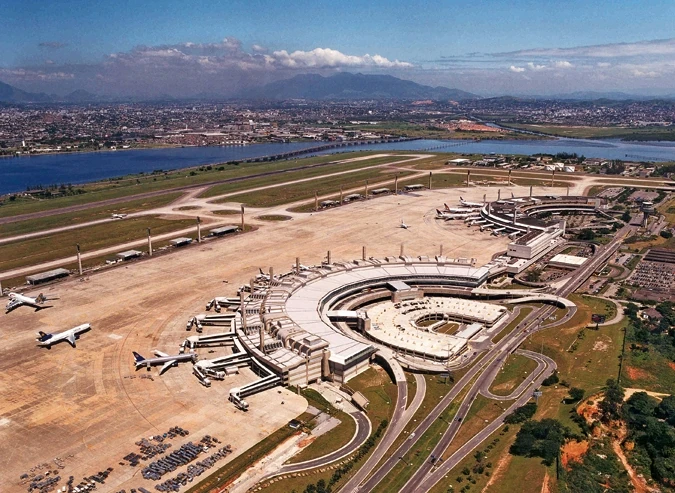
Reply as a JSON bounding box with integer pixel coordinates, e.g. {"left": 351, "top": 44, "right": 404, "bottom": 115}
{"left": 3, "top": 73, "right": 675, "bottom": 103}
{"left": 236, "top": 72, "right": 479, "bottom": 100}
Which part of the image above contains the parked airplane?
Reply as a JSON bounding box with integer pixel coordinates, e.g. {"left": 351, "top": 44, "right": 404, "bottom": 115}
{"left": 133, "top": 350, "right": 197, "bottom": 374}
{"left": 5, "top": 292, "right": 53, "bottom": 314}
{"left": 36, "top": 323, "right": 91, "bottom": 348}
{"left": 443, "top": 203, "right": 474, "bottom": 213}
{"left": 400, "top": 219, "right": 410, "bottom": 229}
{"left": 459, "top": 197, "right": 483, "bottom": 208}
{"left": 111, "top": 213, "right": 128, "bottom": 219}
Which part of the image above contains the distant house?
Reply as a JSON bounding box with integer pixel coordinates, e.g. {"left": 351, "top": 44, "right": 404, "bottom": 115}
{"left": 643, "top": 307, "right": 663, "bottom": 321}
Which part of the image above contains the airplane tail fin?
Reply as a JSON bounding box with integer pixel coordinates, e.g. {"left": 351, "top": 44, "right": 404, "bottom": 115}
{"left": 444, "top": 203, "right": 450, "bottom": 211}
{"left": 36, "top": 293, "right": 46, "bottom": 304}
{"left": 259, "top": 268, "right": 264, "bottom": 275}
{"left": 511, "top": 192, "right": 515, "bottom": 198}
{"left": 132, "top": 351, "right": 145, "bottom": 363}
{"left": 36, "top": 331, "right": 51, "bottom": 342}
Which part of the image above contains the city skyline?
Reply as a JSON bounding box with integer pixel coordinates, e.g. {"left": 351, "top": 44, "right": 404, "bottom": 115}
{"left": 3, "top": 0, "right": 675, "bottom": 97}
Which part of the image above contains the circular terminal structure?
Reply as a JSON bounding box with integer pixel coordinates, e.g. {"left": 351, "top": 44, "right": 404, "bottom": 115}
{"left": 237, "top": 255, "right": 574, "bottom": 383}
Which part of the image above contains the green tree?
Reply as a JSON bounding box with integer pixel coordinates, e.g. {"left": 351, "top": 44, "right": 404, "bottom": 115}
{"left": 599, "top": 379, "right": 624, "bottom": 422}
{"left": 569, "top": 387, "right": 585, "bottom": 402}
{"left": 578, "top": 229, "right": 596, "bottom": 241}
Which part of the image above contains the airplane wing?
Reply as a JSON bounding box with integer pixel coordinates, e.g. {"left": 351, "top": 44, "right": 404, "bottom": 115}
{"left": 66, "top": 332, "right": 77, "bottom": 348}
{"left": 154, "top": 350, "right": 169, "bottom": 358}
{"left": 159, "top": 360, "right": 176, "bottom": 375}
{"left": 5, "top": 299, "right": 20, "bottom": 312}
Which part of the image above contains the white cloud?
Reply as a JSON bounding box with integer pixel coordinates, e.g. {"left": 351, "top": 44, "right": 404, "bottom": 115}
{"left": 553, "top": 60, "right": 573, "bottom": 68}
{"left": 270, "top": 48, "right": 413, "bottom": 69}
{"left": 527, "top": 62, "right": 546, "bottom": 71}
{"left": 509, "top": 65, "right": 525, "bottom": 73}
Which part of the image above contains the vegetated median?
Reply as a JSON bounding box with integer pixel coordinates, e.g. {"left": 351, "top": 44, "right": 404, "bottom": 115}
{"left": 199, "top": 154, "right": 413, "bottom": 199}
{"left": 0, "top": 192, "right": 183, "bottom": 239}
{"left": 0, "top": 215, "right": 197, "bottom": 274}
{"left": 223, "top": 168, "right": 419, "bottom": 209}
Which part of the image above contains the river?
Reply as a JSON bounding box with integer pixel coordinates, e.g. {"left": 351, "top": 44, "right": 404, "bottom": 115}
{"left": 2, "top": 137, "right": 675, "bottom": 195}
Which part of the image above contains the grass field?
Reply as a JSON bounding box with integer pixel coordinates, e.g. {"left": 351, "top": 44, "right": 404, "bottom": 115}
{"left": 0, "top": 193, "right": 182, "bottom": 239}
{"left": 442, "top": 395, "right": 515, "bottom": 460}
{"left": 285, "top": 388, "right": 356, "bottom": 465}
{"left": 622, "top": 345, "right": 675, "bottom": 394}
{"left": 522, "top": 296, "right": 624, "bottom": 391}
{"left": 254, "top": 214, "right": 292, "bottom": 221}
{"left": 199, "top": 155, "right": 412, "bottom": 199}
{"left": 488, "top": 353, "right": 540, "bottom": 397}
{"left": 0, "top": 215, "right": 196, "bottom": 273}
{"left": 427, "top": 422, "right": 543, "bottom": 493}
{"left": 229, "top": 168, "right": 417, "bottom": 209}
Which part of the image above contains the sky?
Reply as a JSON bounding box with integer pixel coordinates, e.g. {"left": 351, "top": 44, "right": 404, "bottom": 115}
{"left": 2, "top": 0, "right": 675, "bottom": 97}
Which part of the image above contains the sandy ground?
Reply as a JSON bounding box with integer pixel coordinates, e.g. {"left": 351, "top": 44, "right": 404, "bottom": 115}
{"left": 0, "top": 183, "right": 566, "bottom": 492}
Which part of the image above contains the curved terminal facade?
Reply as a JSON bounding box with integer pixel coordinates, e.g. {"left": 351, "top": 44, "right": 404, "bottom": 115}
{"left": 236, "top": 256, "right": 497, "bottom": 385}
{"left": 233, "top": 253, "right": 574, "bottom": 390}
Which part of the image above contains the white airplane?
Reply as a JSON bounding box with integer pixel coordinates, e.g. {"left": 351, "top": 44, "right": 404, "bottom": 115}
{"left": 444, "top": 203, "right": 474, "bottom": 213}
{"left": 459, "top": 197, "right": 483, "bottom": 208}
{"left": 400, "top": 219, "right": 410, "bottom": 229}
{"left": 111, "top": 213, "right": 128, "bottom": 219}
{"left": 36, "top": 323, "right": 91, "bottom": 348}
{"left": 5, "top": 292, "right": 52, "bottom": 314}
{"left": 133, "top": 350, "right": 197, "bottom": 374}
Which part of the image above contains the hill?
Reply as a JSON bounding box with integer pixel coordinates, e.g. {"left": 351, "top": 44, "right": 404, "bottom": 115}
{"left": 0, "top": 80, "right": 52, "bottom": 103}
{"left": 238, "top": 72, "right": 478, "bottom": 101}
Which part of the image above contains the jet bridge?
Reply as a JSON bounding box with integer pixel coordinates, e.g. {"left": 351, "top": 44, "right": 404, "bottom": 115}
{"left": 182, "top": 331, "right": 236, "bottom": 350}
{"left": 186, "top": 313, "right": 237, "bottom": 332}
{"left": 205, "top": 297, "right": 241, "bottom": 313}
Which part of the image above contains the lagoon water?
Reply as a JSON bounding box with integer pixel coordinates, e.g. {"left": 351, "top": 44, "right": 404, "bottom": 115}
{"left": 2, "top": 137, "right": 675, "bottom": 195}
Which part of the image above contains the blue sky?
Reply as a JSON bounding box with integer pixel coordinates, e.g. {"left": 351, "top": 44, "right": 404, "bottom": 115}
{"left": 2, "top": 0, "right": 675, "bottom": 96}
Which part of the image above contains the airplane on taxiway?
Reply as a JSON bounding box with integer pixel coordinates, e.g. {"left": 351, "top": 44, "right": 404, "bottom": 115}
{"left": 111, "top": 213, "right": 128, "bottom": 219}
{"left": 5, "top": 292, "right": 54, "bottom": 314}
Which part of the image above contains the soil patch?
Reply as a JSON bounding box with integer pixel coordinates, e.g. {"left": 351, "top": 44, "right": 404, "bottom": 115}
{"left": 626, "top": 366, "right": 652, "bottom": 381}
{"left": 593, "top": 340, "right": 609, "bottom": 351}
{"left": 561, "top": 440, "right": 589, "bottom": 469}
